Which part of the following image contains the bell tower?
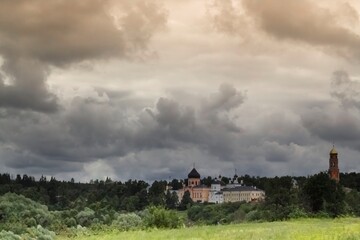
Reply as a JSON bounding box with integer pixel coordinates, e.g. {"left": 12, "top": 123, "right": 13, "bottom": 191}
{"left": 328, "top": 146, "right": 340, "bottom": 182}
{"left": 187, "top": 168, "right": 200, "bottom": 187}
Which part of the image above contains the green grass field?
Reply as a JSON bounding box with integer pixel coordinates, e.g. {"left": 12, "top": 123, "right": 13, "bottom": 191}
{"left": 57, "top": 218, "right": 360, "bottom": 240}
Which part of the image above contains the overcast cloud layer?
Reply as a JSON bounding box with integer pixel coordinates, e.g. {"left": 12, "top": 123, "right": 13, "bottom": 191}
{"left": 0, "top": 0, "right": 360, "bottom": 182}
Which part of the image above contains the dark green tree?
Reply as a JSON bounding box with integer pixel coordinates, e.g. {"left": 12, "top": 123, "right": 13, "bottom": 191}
{"left": 179, "top": 190, "right": 193, "bottom": 210}
{"left": 302, "top": 172, "right": 345, "bottom": 217}
{"left": 165, "top": 190, "right": 178, "bottom": 209}
{"left": 148, "top": 181, "right": 166, "bottom": 206}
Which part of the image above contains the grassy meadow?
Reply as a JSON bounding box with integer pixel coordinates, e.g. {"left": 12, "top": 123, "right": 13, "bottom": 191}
{"left": 57, "top": 218, "right": 360, "bottom": 240}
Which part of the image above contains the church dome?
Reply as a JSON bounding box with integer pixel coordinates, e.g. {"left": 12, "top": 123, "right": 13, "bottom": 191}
{"left": 330, "top": 146, "right": 337, "bottom": 154}
{"left": 188, "top": 168, "right": 200, "bottom": 178}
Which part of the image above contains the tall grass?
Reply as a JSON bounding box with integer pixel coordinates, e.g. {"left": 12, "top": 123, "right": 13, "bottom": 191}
{"left": 57, "top": 218, "right": 360, "bottom": 240}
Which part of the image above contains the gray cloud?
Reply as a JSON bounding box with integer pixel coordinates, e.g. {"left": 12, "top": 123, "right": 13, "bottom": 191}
{"left": 0, "top": 0, "right": 167, "bottom": 112}
{"left": 331, "top": 70, "right": 360, "bottom": 109}
{"left": 1, "top": 79, "right": 357, "bottom": 180}
{"left": 0, "top": 58, "right": 58, "bottom": 112}
{"left": 302, "top": 71, "right": 360, "bottom": 153}
{"left": 0, "top": 84, "right": 246, "bottom": 175}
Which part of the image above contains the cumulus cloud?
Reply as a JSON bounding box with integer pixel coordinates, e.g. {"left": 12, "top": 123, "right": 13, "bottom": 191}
{"left": 243, "top": 0, "right": 358, "bottom": 45}
{"left": 208, "top": 0, "right": 360, "bottom": 60}
{"left": 0, "top": 0, "right": 167, "bottom": 112}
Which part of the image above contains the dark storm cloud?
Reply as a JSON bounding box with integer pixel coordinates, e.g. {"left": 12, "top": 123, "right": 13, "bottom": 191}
{"left": 0, "top": 0, "right": 167, "bottom": 112}
{"left": 208, "top": 0, "right": 360, "bottom": 60}
{"left": 0, "top": 58, "right": 58, "bottom": 112}
{"left": 302, "top": 71, "right": 360, "bottom": 151}
{"left": 260, "top": 141, "right": 291, "bottom": 163}
{"left": 136, "top": 84, "right": 245, "bottom": 159}
{"left": 302, "top": 109, "right": 360, "bottom": 142}
{"left": 0, "top": 84, "right": 246, "bottom": 172}
{"left": 1, "top": 80, "right": 347, "bottom": 179}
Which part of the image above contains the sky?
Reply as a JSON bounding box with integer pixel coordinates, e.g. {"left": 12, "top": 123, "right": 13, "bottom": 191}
{"left": 0, "top": 0, "right": 360, "bottom": 182}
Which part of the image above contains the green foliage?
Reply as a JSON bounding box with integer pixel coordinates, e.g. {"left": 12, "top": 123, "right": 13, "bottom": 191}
{"left": 76, "top": 208, "right": 95, "bottom": 227}
{"left": 120, "top": 195, "right": 140, "bottom": 212}
{"left": 244, "top": 210, "right": 263, "bottom": 221}
{"left": 1, "top": 171, "right": 360, "bottom": 238}
{"left": 165, "top": 190, "right": 178, "bottom": 209}
{"left": 0, "top": 230, "right": 21, "bottom": 240}
{"left": 288, "top": 207, "right": 308, "bottom": 219}
{"left": 179, "top": 190, "right": 193, "bottom": 210}
{"left": 0, "top": 226, "right": 55, "bottom": 240}
{"left": 148, "top": 181, "right": 166, "bottom": 206}
{"left": 302, "top": 172, "right": 345, "bottom": 217}
{"left": 65, "top": 217, "right": 77, "bottom": 227}
{"left": 0, "top": 193, "right": 53, "bottom": 234}
{"left": 25, "top": 218, "right": 37, "bottom": 227}
{"left": 143, "top": 206, "right": 182, "bottom": 229}
{"left": 24, "top": 225, "right": 56, "bottom": 240}
{"left": 344, "top": 189, "right": 360, "bottom": 216}
{"left": 187, "top": 202, "right": 250, "bottom": 225}
{"left": 112, "top": 213, "right": 143, "bottom": 231}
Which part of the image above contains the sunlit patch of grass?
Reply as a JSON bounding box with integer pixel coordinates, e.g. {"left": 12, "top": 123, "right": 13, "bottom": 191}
{"left": 56, "top": 218, "right": 360, "bottom": 240}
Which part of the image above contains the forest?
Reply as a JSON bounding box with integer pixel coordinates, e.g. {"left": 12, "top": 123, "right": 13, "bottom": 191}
{"left": 0, "top": 171, "right": 359, "bottom": 239}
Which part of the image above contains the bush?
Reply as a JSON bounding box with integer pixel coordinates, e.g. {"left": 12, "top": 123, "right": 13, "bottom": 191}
{"left": 0, "top": 193, "right": 53, "bottom": 233}
{"left": 25, "top": 217, "right": 37, "bottom": 227}
{"left": 143, "top": 206, "right": 182, "bottom": 229}
{"left": 244, "top": 210, "right": 263, "bottom": 221}
{"left": 0, "top": 230, "right": 21, "bottom": 240}
{"left": 187, "top": 202, "right": 250, "bottom": 225}
{"left": 24, "top": 225, "right": 56, "bottom": 240}
{"left": 65, "top": 217, "right": 77, "bottom": 227}
{"left": 288, "top": 207, "right": 308, "bottom": 219}
{"left": 76, "top": 208, "right": 95, "bottom": 227}
{"left": 232, "top": 208, "right": 246, "bottom": 223}
{"left": 112, "top": 213, "right": 143, "bottom": 231}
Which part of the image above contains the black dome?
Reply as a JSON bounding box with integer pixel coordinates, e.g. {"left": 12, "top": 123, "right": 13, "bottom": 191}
{"left": 188, "top": 168, "right": 200, "bottom": 178}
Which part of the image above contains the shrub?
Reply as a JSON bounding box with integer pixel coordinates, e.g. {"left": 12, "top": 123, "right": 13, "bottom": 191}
{"left": 24, "top": 225, "right": 56, "bottom": 240}
{"left": 25, "top": 218, "right": 37, "bottom": 227}
{"left": 76, "top": 208, "right": 95, "bottom": 227}
{"left": 0, "top": 193, "right": 53, "bottom": 233}
{"left": 0, "top": 230, "right": 21, "bottom": 240}
{"left": 232, "top": 208, "right": 246, "bottom": 223}
{"left": 143, "top": 206, "right": 182, "bottom": 229}
{"left": 244, "top": 210, "right": 263, "bottom": 221}
{"left": 112, "top": 213, "right": 143, "bottom": 231}
{"left": 288, "top": 207, "right": 308, "bottom": 219}
{"left": 65, "top": 217, "right": 77, "bottom": 227}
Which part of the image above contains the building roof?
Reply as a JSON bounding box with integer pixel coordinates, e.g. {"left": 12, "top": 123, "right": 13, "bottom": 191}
{"left": 330, "top": 146, "right": 337, "bottom": 154}
{"left": 188, "top": 168, "right": 200, "bottom": 178}
{"left": 222, "top": 186, "right": 263, "bottom": 192}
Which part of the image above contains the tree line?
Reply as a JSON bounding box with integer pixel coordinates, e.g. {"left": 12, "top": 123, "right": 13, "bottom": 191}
{"left": 0, "top": 171, "right": 359, "bottom": 238}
